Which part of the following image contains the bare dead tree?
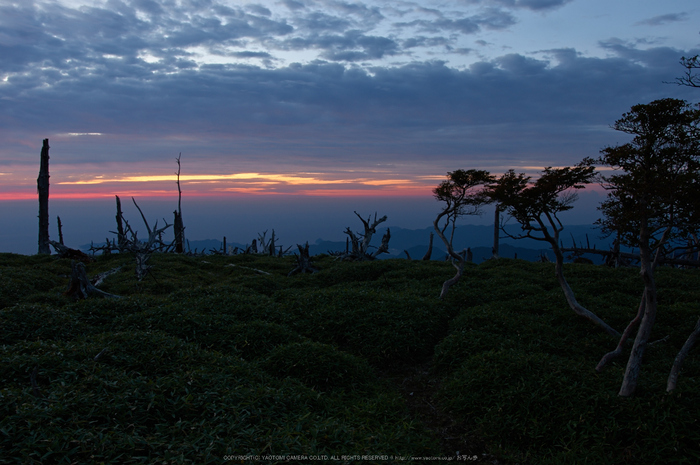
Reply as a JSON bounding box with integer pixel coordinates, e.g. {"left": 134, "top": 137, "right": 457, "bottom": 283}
{"left": 106, "top": 197, "right": 172, "bottom": 279}
{"left": 57, "top": 216, "right": 64, "bottom": 246}
{"left": 340, "top": 211, "right": 391, "bottom": 260}
{"left": 112, "top": 196, "right": 127, "bottom": 251}
{"left": 173, "top": 153, "right": 185, "bottom": 253}
{"left": 288, "top": 242, "right": 319, "bottom": 276}
{"left": 37, "top": 139, "right": 50, "bottom": 254}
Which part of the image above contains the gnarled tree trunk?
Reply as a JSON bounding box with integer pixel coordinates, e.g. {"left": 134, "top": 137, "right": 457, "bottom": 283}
{"left": 667, "top": 316, "right": 700, "bottom": 392}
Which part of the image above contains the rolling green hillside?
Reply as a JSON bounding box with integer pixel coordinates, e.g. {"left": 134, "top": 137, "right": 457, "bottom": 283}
{"left": 1, "top": 253, "right": 699, "bottom": 464}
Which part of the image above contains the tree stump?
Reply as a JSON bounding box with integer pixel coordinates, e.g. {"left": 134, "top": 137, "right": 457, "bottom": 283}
{"left": 288, "top": 243, "right": 319, "bottom": 276}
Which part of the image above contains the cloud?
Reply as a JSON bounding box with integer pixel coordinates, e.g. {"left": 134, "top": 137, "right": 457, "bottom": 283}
{"left": 273, "top": 31, "right": 401, "bottom": 61}
{"left": 293, "top": 11, "right": 352, "bottom": 32}
{"left": 395, "top": 9, "right": 516, "bottom": 35}
{"left": 635, "top": 12, "right": 689, "bottom": 27}
{"left": 463, "top": 0, "right": 573, "bottom": 11}
{"left": 3, "top": 41, "right": 695, "bottom": 175}
{"left": 495, "top": 0, "right": 573, "bottom": 11}
{"left": 1, "top": 0, "right": 698, "bottom": 185}
{"left": 246, "top": 4, "right": 273, "bottom": 17}
{"left": 282, "top": 0, "right": 306, "bottom": 10}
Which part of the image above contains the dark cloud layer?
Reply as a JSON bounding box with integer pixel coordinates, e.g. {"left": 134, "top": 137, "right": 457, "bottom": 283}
{"left": 0, "top": 0, "right": 698, "bottom": 174}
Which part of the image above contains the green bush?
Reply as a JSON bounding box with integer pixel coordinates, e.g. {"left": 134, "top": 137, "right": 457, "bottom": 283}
{"left": 2, "top": 252, "right": 700, "bottom": 464}
{"left": 260, "top": 341, "right": 376, "bottom": 394}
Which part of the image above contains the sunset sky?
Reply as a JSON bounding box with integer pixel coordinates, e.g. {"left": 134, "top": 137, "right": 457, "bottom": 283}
{"left": 1, "top": 0, "right": 699, "bottom": 254}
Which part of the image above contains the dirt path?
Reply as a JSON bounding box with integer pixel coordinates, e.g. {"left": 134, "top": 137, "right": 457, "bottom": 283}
{"left": 378, "top": 356, "right": 500, "bottom": 464}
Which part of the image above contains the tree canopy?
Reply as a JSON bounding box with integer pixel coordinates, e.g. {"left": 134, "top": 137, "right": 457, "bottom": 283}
{"left": 597, "top": 98, "right": 700, "bottom": 251}
{"left": 488, "top": 163, "right": 595, "bottom": 243}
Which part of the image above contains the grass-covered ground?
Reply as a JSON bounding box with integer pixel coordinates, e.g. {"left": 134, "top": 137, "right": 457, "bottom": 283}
{"left": 1, "top": 252, "right": 699, "bottom": 464}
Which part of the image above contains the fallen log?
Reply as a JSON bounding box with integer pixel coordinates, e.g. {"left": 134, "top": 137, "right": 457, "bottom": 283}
{"left": 49, "top": 241, "right": 92, "bottom": 263}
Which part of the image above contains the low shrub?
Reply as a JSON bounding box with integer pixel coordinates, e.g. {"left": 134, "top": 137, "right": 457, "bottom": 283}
{"left": 260, "top": 341, "right": 376, "bottom": 394}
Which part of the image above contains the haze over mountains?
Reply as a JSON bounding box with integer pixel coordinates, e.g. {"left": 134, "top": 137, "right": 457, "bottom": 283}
{"left": 181, "top": 224, "right": 617, "bottom": 264}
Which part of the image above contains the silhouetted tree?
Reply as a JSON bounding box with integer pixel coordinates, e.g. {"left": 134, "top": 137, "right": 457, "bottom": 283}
{"left": 433, "top": 169, "right": 494, "bottom": 299}
{"left": 341, "top": 212, "right": 391, "bottom": 260}
{"left": 488, "top": 163, "right": 620, "bottom": 337}
{"left": 674, "top": 55, "right": 700, "bottom": 88}
{"left": 596, "top": 98, "right": 700, "bottom": 396}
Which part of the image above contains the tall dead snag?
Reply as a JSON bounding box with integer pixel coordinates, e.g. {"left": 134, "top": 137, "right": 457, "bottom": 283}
{"left": 341, "top": 212, "right": 390, "bottom": 260}
{"left": 433, "top": 170, "right": 494, "bottom": 299}
{"left": 115, "top": 196, "right": 127, "bottom": 251}
{"left": 173, "top": 153, "right": 185, "bottom": 253}
{"left": 37, "top": 139, "right": 50, "bottom": 254}
{"left": 489, "top": 163, "right": 619, "bottom": 337}
{"left": 288, "top": 242, "right": 319, "bottom": 276}
{"left": 57, "top": 216, "right": 64, "bottom": 245}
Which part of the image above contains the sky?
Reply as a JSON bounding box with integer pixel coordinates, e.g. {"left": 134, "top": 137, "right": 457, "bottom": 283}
{"left": 1, "top": 0, "right": 699, "bottom": 254}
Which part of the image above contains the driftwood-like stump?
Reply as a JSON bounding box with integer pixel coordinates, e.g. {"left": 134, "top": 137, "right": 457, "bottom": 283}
{"left": 65, "top": 261, "right": 120, "bottom": 299}
{"left": 49, "top": 241, "right": 92, "bottom": 263}
{"left": 288, "top": 243, "right": 319, "bottom": 276}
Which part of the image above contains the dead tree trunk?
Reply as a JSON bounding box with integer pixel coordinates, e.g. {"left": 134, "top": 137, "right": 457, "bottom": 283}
{"left": 422, "top": 232, "right": 433, "bottom": 261}
{"left": 50, "top": 240, "right": 91, "bottom": 262}
{"left": 288, "top": 242, "right": 319, "bottom": 276}
{"left": 65, "top": 261, "right": 121, "bottom": 299}
{"left": 37, "top": 139, "right": 50, "bottom": 254}
{"left": 57, "top": 216, "right": 64, "bottom": 245}
{"left": 115, "top": 196, "right": 126, "bottom": 251}
{"left": 174, "top": 154, "right": 185, "bottom": 253}
{"left": 341, "top": 212, "right": 390, "bottom": 260}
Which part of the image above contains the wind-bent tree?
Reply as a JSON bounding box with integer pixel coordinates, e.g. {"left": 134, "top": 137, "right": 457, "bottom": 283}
{"left": 488, "top": 163, "right": 620, "bottom": 337}
{"left": 596, "top": 98, "right": 700, "bottom": 396}
{"left": 433, "top": 169, "right": 494, "bottom": 299}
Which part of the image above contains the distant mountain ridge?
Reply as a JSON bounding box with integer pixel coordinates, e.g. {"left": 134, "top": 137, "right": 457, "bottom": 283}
{"left": 83, "top": 224, "right": 618, "bottom": 264}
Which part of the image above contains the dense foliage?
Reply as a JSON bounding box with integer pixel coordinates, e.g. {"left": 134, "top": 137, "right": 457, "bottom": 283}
{"left": 1, "top": 252, "right": 699, "bottom": 464}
